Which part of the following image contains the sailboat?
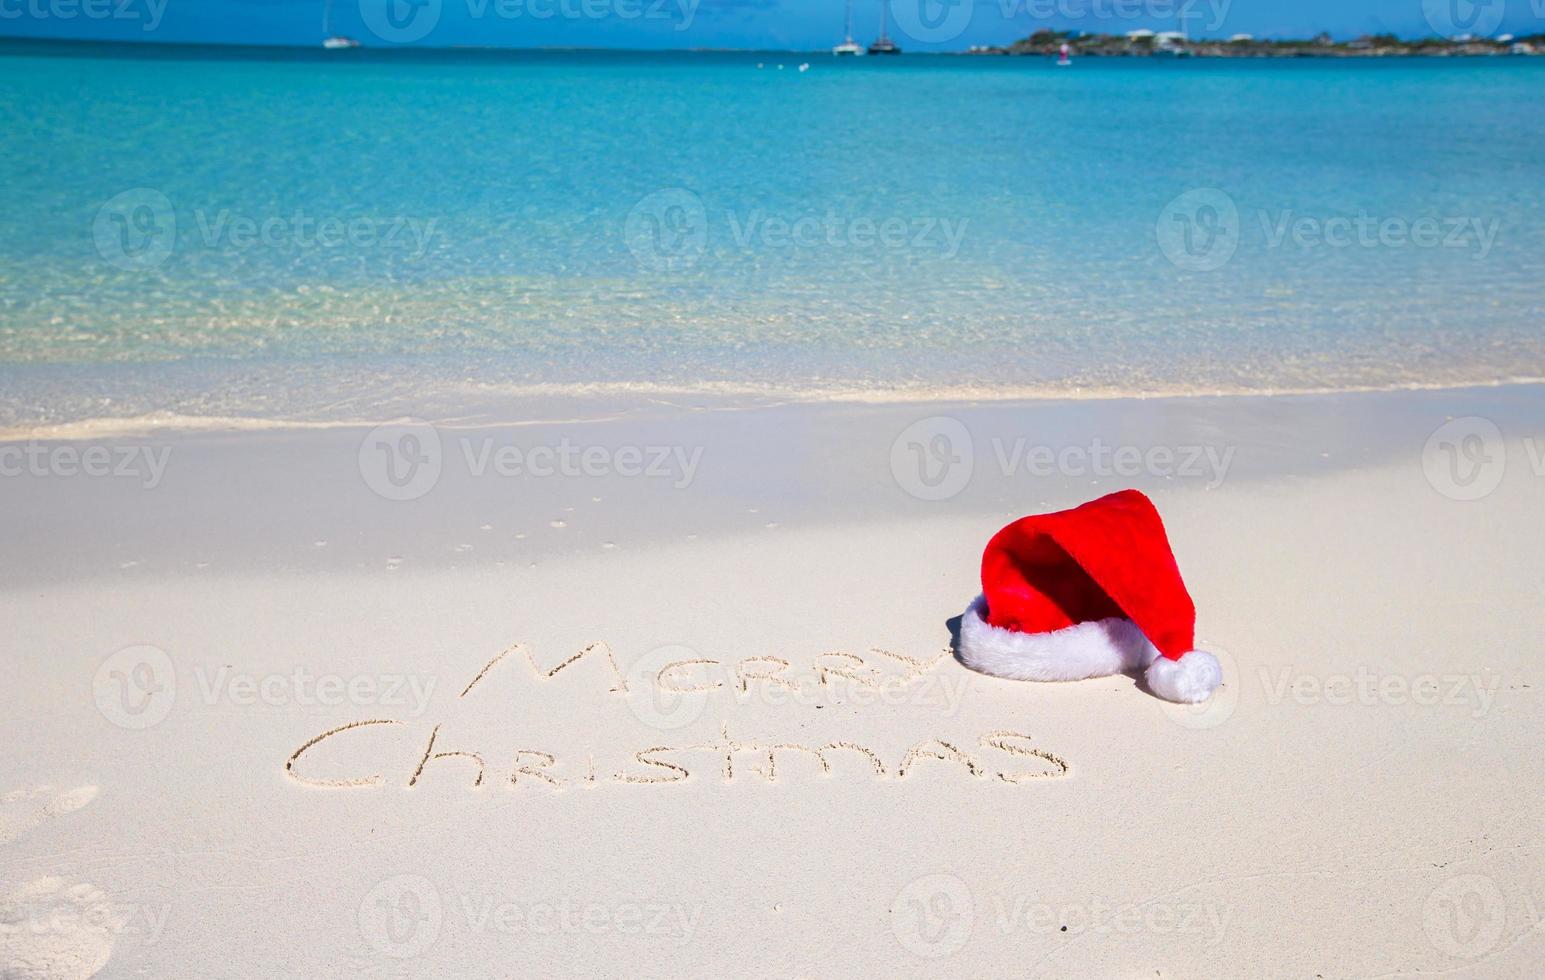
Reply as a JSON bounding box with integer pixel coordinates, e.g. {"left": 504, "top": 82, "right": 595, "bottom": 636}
{"left": 322, "top": 0, "right": 361, "bottom": 48}
{"left": 833, "top": 0, "right": 865, "bottom": 55}
{"left": 867, "top": 0, "right": 901, "bottom": 54}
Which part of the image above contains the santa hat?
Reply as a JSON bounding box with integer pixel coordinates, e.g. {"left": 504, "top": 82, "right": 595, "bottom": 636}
{"left": 956, "top": 489, "right": 1222, "bottom": 704}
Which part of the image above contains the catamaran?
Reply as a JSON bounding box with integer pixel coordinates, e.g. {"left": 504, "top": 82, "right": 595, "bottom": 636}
{"left": 833, "top": 0, "right": 864, "bottom": 55}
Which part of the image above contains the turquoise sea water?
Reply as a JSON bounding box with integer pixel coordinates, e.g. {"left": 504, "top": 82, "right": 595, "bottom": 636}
{"left": 1, "top": 40, "right": 1543, "bottom": 426}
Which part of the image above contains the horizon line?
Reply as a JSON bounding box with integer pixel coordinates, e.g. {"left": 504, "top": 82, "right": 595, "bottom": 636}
{"left": 2, "top": 28, "right": 1537, "bottom": 56}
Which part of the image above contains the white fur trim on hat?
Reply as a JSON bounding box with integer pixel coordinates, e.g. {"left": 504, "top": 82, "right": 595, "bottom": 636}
{"left": 1144, "top": 649, "right": 1223, "bottom": 704}
{"left": 957, "top": 595, "right": 1160, "bottom": 682}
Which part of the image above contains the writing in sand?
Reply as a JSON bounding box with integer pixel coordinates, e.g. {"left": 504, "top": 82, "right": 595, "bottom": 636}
{"left": 284, "top": 640, "right": 1072, "bottom": 791}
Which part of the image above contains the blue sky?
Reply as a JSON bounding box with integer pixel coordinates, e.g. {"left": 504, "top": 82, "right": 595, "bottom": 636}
{"left": 1, "top": 0, "right": 1540, "bottom": 50}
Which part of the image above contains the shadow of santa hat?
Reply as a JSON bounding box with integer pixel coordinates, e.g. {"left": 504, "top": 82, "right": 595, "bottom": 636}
{"left": 957, "top": 488, "right": 1222, "bottom": 703}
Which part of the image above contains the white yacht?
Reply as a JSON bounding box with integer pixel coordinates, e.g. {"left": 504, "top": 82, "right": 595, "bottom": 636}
{"left": 833, "top": 0, "right": 864, "bottom": 55}
{"left": 322, "top": 0, "right": 360, "bottom": 49}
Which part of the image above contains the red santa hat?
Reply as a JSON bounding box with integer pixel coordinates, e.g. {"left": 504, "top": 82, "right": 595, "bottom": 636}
{"left": 957, "top": 489, "right": 1222, "bottom": 703}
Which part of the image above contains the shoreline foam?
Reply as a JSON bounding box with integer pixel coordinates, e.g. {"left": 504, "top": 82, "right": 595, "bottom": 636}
{"left": 6, "top": 376, "right": 1545, "bottom": 443}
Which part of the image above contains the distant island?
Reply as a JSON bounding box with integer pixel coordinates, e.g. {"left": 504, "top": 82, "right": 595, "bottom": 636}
{"left": 968, "top": 29, "right": 1545, "bottom": 57}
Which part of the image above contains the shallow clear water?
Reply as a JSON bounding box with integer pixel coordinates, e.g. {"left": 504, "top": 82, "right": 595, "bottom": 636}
{"left": 2, "top": 41, "right": 1543, "bottom": 426}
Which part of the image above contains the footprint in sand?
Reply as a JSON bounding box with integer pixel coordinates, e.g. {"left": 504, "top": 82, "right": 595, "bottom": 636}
{"left": 0, "top": 877, "right": 123, "bottom": 980}
{"left": 0, "top": 787, "right": 97, "bottom": 846}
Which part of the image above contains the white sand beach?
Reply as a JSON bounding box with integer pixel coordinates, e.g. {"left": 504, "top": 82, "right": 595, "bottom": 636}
{"left": 6, "top": 12, "right": 1545, "bottom": 978}
{"left": 3, "top": 386, "right": 1543, "bottom": 977}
